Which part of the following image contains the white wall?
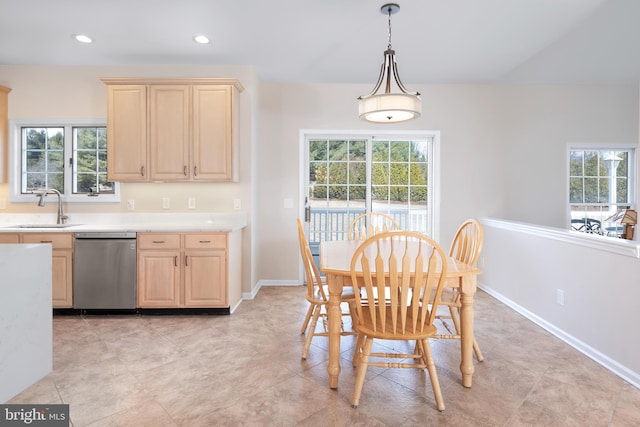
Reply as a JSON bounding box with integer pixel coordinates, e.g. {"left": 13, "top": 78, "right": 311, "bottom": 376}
{"left": 480, "top": 219, "right": 640, "bottom": 387}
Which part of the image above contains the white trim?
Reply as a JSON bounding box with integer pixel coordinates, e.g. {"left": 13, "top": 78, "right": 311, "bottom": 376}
{"left": 9, "top": 118, "right": 120, "bottom": 203}
{"left": 479, "top": 283, "right": 640, "bottom": 389}
{"left": 480, "top": 217, "right": 640, "bottom": 257}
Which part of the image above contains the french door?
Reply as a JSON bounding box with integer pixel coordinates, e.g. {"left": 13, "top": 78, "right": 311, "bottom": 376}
{"left": 301, "top": 131, "right": 439, "bottom": 271}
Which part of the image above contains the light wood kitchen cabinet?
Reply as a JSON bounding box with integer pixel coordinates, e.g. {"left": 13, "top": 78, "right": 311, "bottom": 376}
{"left": 137, "top": 232, "right": 230, "bottom": 308}
{"left": 105, "top": 84, "right": 148, "bottom": 181}
{"left": 102, "top": 78, "right": 243, "bottom": 183}
{"left": 0, "top": 233, "right": 19, "bottom": 243}
{"left": 21, "top": 233, "right": 74, "bottom": 308}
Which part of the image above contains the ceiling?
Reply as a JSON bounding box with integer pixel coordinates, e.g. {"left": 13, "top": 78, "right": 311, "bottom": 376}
{"left": 1, "top": 0, "right": 639, "bottom": 85}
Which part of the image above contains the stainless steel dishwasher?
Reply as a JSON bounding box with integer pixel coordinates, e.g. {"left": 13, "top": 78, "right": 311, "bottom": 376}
{"left": 73, "top": 232, "right": 137, "bottom": 309}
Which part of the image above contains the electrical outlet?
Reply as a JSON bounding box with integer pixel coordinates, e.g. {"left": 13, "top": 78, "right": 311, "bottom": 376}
{"left": 127, "top": 199, "right": 135, "bottom": 211}
{"left": 188, "top": 197, "right": 196, "bottom": 209}
{"left": 556, "top": 289, "right": 565, "bottom": 306}
{"left": 233, "top": 199, "right": 241, "bottom": 210}
{"left": 162, "top": 197, "right": 170, "bottom": 209}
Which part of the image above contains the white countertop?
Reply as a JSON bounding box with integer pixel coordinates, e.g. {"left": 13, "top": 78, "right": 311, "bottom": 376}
{"left": 0, "top": 212, "right": 248, "bottom": 233}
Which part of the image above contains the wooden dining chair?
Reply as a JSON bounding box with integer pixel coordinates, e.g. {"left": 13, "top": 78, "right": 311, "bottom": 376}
{"left": 348, "top": 212, "right": 400, "bottom": 240}
{"left": 433, "top": 218, "right": 484, "bottom": 361}
{"left": 297, "top": 219, "right": 357, "bottom": 359}
{"left": 349, "top": 230, "right": 448, "bottom": 411}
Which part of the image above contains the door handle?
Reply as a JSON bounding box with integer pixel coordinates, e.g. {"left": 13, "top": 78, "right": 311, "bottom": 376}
{"left": 304, "top": 196, "right": 310, "bottom": 222}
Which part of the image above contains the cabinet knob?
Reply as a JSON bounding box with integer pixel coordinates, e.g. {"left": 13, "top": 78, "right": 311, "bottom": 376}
{"left": 152, "top": 240, "right": 165, "bottom": 244}
{"left": 140, "top": 166, "right": 145, "bottom": 177}
{"left": 183, "top": 166, "right": 188, "bottom": 176}
{"left": 199, "top": 240, "right": 211, "bottom": 243}
{"left": 174, "top": 256, "right": 178, "bottom": 267}
{"left": 185, "top": 255, "right": 189, "bottom": 266}
{"left": 194, "top": 166, "right": 198, "bottom": 176}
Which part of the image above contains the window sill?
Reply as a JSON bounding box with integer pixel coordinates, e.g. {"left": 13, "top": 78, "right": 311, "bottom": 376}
{"left": 480, "top": 218, "right": 640, "bottom": 258}
{"left": 10, "top": 192, "right": 120, "bottom": 204}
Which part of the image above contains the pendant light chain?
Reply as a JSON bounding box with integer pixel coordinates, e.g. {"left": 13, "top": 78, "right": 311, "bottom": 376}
{"left": 387, "top": 7, "right": 393, "bottom": 50}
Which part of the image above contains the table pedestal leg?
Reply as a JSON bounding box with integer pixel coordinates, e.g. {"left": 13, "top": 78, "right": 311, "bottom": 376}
{"left": 459, "top": 276, "right": 476, "bottom": 388}
{"left": 326, "top": 274, "right": 342, "bottom": 389}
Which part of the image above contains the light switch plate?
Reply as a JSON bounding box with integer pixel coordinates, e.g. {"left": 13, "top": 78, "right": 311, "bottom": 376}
{"left": 188, "top": 197, "right": 196, "bottom": 209}
{"left": 283, "top": 198, "right": 294, "bottom": 209}
{"left": 162, "top": 197, "right": 170, "bottom": 209}
{"left": 233, "top": 199, "right": 241, "bottom": 210}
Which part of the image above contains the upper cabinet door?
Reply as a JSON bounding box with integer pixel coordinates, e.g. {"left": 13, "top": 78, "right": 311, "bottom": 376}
{"left": 192, "top": 85, "right": 236, "bottom": 181}
{"left": 106, "top": 85, "right": 148, "bottom": 181}
{"left": 149, "top": 85, "right": 190, "bottom": 181}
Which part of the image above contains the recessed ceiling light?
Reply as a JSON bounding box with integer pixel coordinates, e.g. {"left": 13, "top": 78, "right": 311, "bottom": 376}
{"left": 193, "top": 35, "right": 210, "bottom": 44}
{"left": 73, "top": 34, "right": 93, "bottom": 43}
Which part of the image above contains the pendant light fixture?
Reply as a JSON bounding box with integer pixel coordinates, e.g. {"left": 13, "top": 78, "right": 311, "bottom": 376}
{"left": 358, "top": 3, "right": 421, "bottom": 123}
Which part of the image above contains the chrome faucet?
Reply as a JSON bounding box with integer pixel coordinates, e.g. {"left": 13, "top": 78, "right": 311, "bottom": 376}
{"left": 36, "top": 189, "right": 68, "bottom": 224}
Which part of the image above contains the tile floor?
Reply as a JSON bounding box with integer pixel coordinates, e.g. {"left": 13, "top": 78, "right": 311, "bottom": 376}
{"left": 9, "top": 286, "right": 640, "bottom": 426}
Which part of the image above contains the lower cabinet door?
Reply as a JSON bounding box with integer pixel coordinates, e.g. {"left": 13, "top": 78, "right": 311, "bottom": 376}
{"left": 184, "top": 250, "right": 226, "bottom": 307}
{"left": 138, "top": 250, "right": 181, "bottom": 307}
{"left": 52, "top": 250, "right": 73, "bottom": 308}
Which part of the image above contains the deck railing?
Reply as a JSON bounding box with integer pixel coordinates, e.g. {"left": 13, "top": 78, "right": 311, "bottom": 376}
{"left": 308, "top": 209, "right": 427, "bottom": 244}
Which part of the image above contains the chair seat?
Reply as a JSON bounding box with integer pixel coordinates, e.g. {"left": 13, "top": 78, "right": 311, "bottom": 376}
{"left": 355, "top": 307, "right": 437, "bottom": 340}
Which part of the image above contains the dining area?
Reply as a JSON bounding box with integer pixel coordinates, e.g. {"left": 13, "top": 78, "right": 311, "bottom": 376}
{"left": 297, "top": 213, "right": 484, "bottom": 411}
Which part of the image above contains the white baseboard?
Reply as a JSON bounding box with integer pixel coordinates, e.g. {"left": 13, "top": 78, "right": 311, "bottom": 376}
{"left": 478, "top": 282, "right": 640, "bottom": 390}
{"left": 241, "top": 280, "right": 301, "bottom": 301}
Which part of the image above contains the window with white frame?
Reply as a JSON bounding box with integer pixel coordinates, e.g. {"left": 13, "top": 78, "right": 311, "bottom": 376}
{"left": 568, "top": 144, "right": 636, "bottom": 237}
{"left": 9, "top": 119, "right": 119, "bottom": 202}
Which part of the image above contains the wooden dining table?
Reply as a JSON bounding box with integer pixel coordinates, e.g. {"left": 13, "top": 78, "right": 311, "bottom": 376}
{"left": 319, "top": 239, "right": 482, "bottom": 389}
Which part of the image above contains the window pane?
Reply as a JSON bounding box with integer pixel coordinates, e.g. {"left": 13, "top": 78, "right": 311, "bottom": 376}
{"left": 47, "top": 151, "right": 64, "bottom": 172}
{"left": 26, "top": 173, "right": 46, "bottom": 191}
{"left": 26, "top": 151, "right": 44, "bottom": 171}
{"left": 328, "top": 163, "right": 346, "bottom": 185}
{"left": 349, "top": 162, "right": 365, "bottom": 184}
{"left": 76, "top": 128, "right": 97, "bottom": 149}
{"left": 584, "top": 178, "right": 598, "bottom": 203}
{"left": 410, "top": 163, "right": 428, "bottom": 184}
{"left": 372, "top": 141, "right": 389, "bottom": 161}
{"left": 349, "top": 140, "right": 365, "bottom": 161}
{"left": 390, "top": 163, "right": 408, "bottom": 185}
{"left": 25, "top": 129, "right": 46, "bottom": 149}
{"left": 309, "top": 140, "right": 327, "bottom": 161}
{"left": 77, "top": 151, "right": 96, "bottom": 172}
{"left": 309, "top": 162, "right": 326, "bottom": 184}
{"left": 76, "top": 173, "right": 95, "bottom": 193}
{"left": 390, "top": 141, "right": 409, "bottom": 162}
{"left": 329, "top": 141, "right": 347, "bottom": 161}
{"left": 73, "top": 126, "right": 112, "bottom": 194}
{"left": 372, "top": 163, "right": 388, "bottom": 185}
{"left": 47, "top": 129, "right": 64, "bottom": 150}
{"left": 569, "top": 177, "right": 583, "bottom": 203}
{"left": 569, "top": 151, "right": 583, "bottom": 176}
